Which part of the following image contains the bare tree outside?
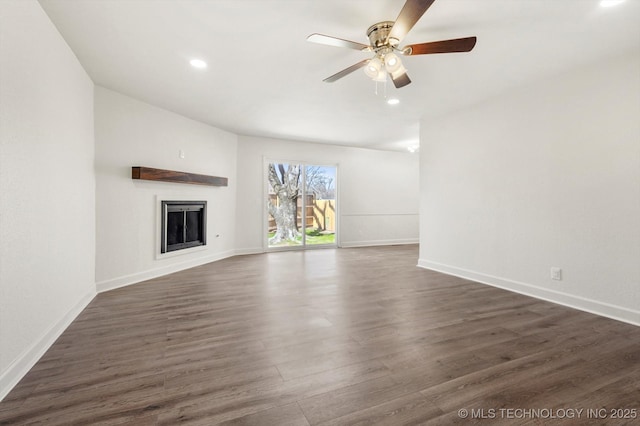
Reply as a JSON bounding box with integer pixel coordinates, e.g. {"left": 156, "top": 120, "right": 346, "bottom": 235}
{"left": 305, "top": 166, "right": 335, "bottom": 200}
{"left": 267, "top": 163, "right": 301, "bottom": 245}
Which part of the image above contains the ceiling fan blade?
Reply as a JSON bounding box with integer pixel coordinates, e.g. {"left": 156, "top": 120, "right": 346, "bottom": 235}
{"left": 404, "top": 36, "right": 477, "bottom": 55}
{"left": 307, "top": 34, "right": 371, "bottom": 51}
{"left": 387, "top": 0, "right": 436, "bottom": 45}
{"left": 391, "top": 71, "right": 411, "bottom": 88}
{"left": 323, "top": 59, "right": 369, "bottom": 83}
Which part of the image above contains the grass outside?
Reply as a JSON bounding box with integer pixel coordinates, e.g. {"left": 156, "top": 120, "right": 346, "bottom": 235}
{"left": 268, "top": 229, "right": 335, "bottom": 247}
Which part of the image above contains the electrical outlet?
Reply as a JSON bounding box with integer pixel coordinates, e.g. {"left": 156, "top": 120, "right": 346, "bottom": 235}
{"left": 179, "top": 149, "right": 185, "bottom": 159}
{"left": 550, "top": 267, "right": 562, "bottom": 281}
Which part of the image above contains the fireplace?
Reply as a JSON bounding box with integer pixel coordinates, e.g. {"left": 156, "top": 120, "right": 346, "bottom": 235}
{"left": 161, "top": 201, "right": 207, "bottom": 253}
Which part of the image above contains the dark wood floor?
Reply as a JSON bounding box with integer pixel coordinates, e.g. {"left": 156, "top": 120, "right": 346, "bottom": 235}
{"left": 1, "top": 245, "right": 638, "bottom": 425}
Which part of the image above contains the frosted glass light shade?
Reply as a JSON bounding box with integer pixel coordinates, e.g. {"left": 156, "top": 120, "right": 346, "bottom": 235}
{"left": 364, "top": 56, "right": 383, "bottom": 79}
{"left": 373, "top": 69, "right": 387, "bottom": 82}
{"left": 384, "top": 53, "right": 402, "bottom": 74}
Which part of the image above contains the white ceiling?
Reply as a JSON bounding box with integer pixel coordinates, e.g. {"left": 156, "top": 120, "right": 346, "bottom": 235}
{"left": 38, "top": 0, "right": 640, "bottom": 151}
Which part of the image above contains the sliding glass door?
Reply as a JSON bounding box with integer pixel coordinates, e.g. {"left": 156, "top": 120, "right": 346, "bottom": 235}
{"left": 267, "top": 162, "right": 337, "bottom": 249}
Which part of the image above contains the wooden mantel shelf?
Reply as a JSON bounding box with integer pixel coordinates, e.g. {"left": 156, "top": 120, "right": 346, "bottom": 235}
{"left": 132, "top": 166, "right": 228, "bottom": 187}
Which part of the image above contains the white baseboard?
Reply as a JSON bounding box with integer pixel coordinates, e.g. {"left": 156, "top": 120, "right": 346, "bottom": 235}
{"left": 341, "top": 238, "right": 418, "bottom": 248}
{"left": 417, "top": 259, "right": 640, "bottom": 327}
{"left": 233, "top": 247, "right": 265, "bottom": 256}
{"left": 96, "top": 250, "right": 235, "bottom": 293}
{"left": 0, "top": 291, "right": 95, "bottom": 402}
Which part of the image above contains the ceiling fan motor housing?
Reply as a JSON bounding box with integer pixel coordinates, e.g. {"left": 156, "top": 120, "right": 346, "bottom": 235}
{"left": 366, "top": 21, "right": 397, "bottom": 51}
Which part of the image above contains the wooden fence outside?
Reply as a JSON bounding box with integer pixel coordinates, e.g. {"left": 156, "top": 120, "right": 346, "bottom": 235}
{"left": 268, "top": 194, "right": 335, "bottom": 232}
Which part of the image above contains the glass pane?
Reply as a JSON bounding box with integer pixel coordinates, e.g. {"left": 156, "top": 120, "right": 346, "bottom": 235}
{"left": 167, "top": 211, "right": 184, "bottom": 245}
{"left": 185, "top": 211, "right": 201, "bottom": 242}
{"left": 305, "top": 165, "right": 336, "bottom": 246}
{"left": 267, "top": 162, "right": 303, "bottom": 248}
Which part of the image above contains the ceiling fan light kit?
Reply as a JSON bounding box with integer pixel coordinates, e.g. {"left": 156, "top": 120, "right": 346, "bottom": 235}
{"left": 307, "top": 0, "right": 477, "bottom": 89}
{"left": 364, "top": 56, "right": 383, "bottom": 79}
{"left": 384, "top": 53, "right": 401, "bottom": 73}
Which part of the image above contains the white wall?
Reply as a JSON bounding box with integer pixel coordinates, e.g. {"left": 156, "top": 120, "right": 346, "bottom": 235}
{"left": 235, "top": 136, "right": 419, "bottom": 253}
{"left": 419, "top": 53, "right": 640, "bottom": 325}
{"left": 94, "top": 87, "right": 237, "bottom": 291}
{"left": 0, "top": 0, "right": 96, "bottom": 399}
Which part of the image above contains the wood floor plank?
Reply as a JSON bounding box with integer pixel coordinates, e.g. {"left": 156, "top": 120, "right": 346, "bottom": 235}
{"left": 155, "top": 359, "right": 391, "bottom": 425}
{"left": 0, "top": 245, "right": 637, "bottom": 425}
{"left": 297, "top": 376, "right": 415, "bottom": 424}
{"left": 316, "top": 392, "right": 441, "bottom": 426}
{"left": 216, "top": 403, "right": 310, "bottom": 426}
{"left": 419, "top": 348, "right": 583, "bottom": 412}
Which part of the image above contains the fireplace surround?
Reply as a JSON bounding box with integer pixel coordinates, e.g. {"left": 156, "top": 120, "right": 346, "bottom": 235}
{"left": 161, "top": 200, "right": 207, "bottom": 253}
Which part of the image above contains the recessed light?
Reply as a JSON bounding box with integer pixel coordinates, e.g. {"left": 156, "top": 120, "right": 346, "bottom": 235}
{"left": 600, "top": 0, "right": 625, "bottom": 7}
{"left": 387, "top": 98, "right": 400, "bottom": 105}
{"left": 189, "top": 59, "right": 207, "bottom": 69}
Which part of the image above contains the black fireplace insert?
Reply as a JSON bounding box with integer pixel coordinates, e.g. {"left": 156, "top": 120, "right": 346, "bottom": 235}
{"left": 161, "top": 201, "right": 207, "bottom": 253}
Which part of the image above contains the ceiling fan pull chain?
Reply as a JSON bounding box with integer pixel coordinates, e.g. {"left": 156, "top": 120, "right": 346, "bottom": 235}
{"left": 373, "top": 73, "right": 390, "bottom": 97}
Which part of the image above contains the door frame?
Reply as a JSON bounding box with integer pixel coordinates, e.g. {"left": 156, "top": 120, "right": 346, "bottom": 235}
{"left": 263, "top": 158, "right": 339, "bottom": 252}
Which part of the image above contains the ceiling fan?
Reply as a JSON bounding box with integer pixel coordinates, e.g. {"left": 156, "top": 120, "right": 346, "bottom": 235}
{"left": 307, "top": 0, "right": 477, "bottom": 88}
